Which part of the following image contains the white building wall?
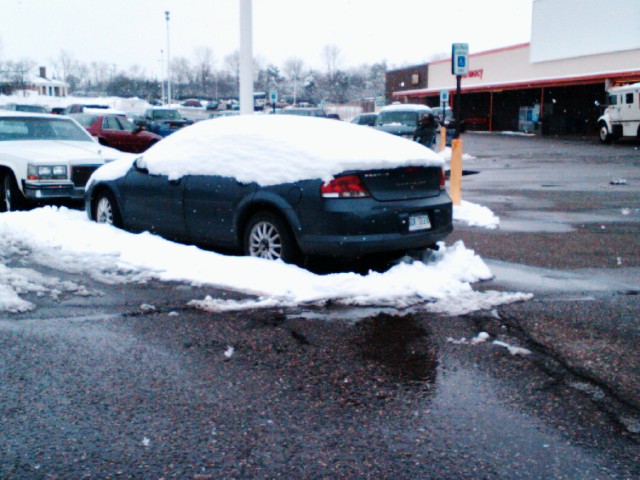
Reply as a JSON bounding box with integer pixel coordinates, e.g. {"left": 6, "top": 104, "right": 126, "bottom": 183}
{"left": 427, "top": 44, "right": 640, "bottom": 92}
{"left": 531, "top": 0, "right": 640, "bottom": 63}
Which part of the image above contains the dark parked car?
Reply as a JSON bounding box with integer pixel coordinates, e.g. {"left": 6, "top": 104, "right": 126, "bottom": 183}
{"left": 351, "top": 112, "right": 378, "bottom": 127}
{"left": 71, "top": 113, "right": 162, "bottom": 153}
{"left": 375, "top": 104, "right": 432, "bottom": 139}
{"left": 86, "top": 115, "right": 452, "bottom": 264}
{"left": 138, "top": 108, "right": 192, "bottom": 137}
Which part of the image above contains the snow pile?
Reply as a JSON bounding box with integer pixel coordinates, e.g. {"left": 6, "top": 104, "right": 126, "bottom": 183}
{"left": 454, "top": 200, "right": 500, "bottom": 229}
{"left": 0, "top": 207, "right": 531, "bottom": 315}
{"left": 436, "top": 147, "right": 476, "bottom": 163}
{"left": 91, "top": 115, "right": 444, "bottom": 186}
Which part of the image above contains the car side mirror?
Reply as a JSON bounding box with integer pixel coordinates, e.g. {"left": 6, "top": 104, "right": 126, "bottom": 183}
{"left": 134, "top": 157, "right": 149, "bottom": 173}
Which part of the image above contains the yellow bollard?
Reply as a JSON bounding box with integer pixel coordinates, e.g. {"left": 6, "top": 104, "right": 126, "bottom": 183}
{"left": 450, "top": 138, "right": 463, "bottom": 206}
{"left": 440, "top": 127, "right": 447, "bottom": 152}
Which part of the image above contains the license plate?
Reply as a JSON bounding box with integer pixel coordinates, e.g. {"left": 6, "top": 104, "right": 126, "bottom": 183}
{"left": 408, "top": 214, "right": 431, "bottom": 231}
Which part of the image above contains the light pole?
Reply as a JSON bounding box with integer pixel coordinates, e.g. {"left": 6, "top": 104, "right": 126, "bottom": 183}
{"left": 239, "top": 0, "right": 254, "bottom": 115}
{"left": 159, "top": 49, "right": 165, "bottom": 103}
{"left": 165, "top": 11, "right": 172, "bottom": 106}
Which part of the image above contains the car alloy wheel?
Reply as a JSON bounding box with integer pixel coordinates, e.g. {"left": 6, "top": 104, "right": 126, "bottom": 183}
{"left": 94, "top": 192, "right": 122, "bottom": 227}
{"left": 248, "top": 220, "right": 283, "bottom": 260}
{"left": 244, "top": 212, "right": 299, "bottom": 263}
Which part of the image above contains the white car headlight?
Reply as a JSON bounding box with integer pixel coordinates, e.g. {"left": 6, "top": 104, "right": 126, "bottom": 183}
{"left": 27, "top": 164, "right": 68, "bottom": 180}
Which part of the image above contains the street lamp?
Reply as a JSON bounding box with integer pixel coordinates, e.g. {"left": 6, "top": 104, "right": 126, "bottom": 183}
{"left": 165, "top": 11, "right": 172, "bottom": 106}
{"left": 159, "top": 49, "right": 165, "bottom": 103}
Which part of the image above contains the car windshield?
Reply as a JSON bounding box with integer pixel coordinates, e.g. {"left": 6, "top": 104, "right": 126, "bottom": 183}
{"left": 73, "top": 114, "right": 99, "bottom": 127}
{"left": 152, "top": 110, "right": 182, "bottom": 120}
{"left": 0, "top": 117, "right": 93, "bottom": 142}
{"left": 283, "top": 109, "right": 327, "bottom": 117}
{"left": 15, "top": 105, "right": 47, "bottom": 113}
{"left": 377, "top": 111, "right": 421, "bottom": 127}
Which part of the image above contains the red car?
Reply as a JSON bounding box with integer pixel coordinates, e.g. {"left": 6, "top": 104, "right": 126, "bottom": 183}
{"left": 71, "top": 114, "right": 162, "bottom": 153}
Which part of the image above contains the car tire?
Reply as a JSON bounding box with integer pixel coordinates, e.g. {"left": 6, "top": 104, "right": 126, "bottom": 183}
{"left": 598, "top": 122, "right": 612, "bottom": 144}
{"left": 93, "top": 190, "right": 122, "bottom": 228}
{"left": 244, "top": 212, "right": 300, "bottom": 263}
{"left": 1, "top": 171, "right": 26, "bottom": 212}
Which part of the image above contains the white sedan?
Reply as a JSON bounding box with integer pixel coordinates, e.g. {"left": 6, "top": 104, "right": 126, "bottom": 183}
{"left": 0, "top": 111, "right": 119, "bottom": 212}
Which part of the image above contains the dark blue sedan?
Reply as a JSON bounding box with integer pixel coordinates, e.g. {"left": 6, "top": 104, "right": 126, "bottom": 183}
{"left": 85, "top": 115, "right": 453, "bottom": 264}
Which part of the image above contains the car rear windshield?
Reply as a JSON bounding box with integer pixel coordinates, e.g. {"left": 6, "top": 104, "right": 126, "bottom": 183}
{"left": 0, "top": 117, "right": 93, "bottom": 142}
{"left": 15, "top": 105, "right": 47, "bottom": 113}
{"left": 377, "top": 111, "right": 421, "bottom": 127}
{"left": 152, "top": 110, "right": 182, "bottom": 120}
{"left": 73, "top": 114, "right": 100, "bottom": 127}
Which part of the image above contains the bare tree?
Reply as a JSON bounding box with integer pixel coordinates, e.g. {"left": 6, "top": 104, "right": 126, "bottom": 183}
{"left": 283, "top": 57, "right": 304, "bottom": 105}
{"left": 171, "top": 56, "right": 192, "bottom": 99}
{"left": 322, "top": 44, "right": 343, "bottom": 79}
{"left": 224, "top": 51, "right": 240, "bottom": 97}
{"left": 194, "top": 46, "right": 215, "bottom": 97}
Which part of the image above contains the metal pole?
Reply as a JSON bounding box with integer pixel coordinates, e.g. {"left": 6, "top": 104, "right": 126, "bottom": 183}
{"left": 239, "top": 0, "right": 254, "bottom": 115}
{"left": 160, "top": 49, "right": 165, "bottom": 103}
{"left": 165, "top": 11, "right": 172, "bottom": 106}
{"left": 455, "top": 75, "right": 462, "bottom": 139}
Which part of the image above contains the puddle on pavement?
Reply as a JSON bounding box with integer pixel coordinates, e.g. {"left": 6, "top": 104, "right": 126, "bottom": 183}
{"left": 485, "top": 259, "right": 640, "bottom": 293}
{"left": 352, "top": 314, "right": 437, "bottom": 385}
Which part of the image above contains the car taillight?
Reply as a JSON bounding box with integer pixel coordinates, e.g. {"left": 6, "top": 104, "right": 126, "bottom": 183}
{"left": 321, "top": 174, "right": 370, "bottom": 198}
{"left": 440, "top": 168, "right": 446, "bottom": 190}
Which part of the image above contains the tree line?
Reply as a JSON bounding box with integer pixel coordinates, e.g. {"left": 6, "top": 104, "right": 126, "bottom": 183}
{"left": 0, "top": 44, "right": 387, "bottom": 106}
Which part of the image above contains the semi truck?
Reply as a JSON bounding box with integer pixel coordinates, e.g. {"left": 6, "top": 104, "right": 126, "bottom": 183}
{"left": 598, "top": 83, "right": 640, "bottom": 143}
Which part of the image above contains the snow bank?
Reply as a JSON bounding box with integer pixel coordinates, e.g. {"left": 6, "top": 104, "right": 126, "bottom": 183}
{"left": 0, "top": 207, "right": 530, "bottom": 315}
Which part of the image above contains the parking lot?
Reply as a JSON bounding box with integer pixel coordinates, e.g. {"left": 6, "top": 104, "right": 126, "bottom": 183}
{"left": 1, "top": 132, "right": 639, "bottom": 479}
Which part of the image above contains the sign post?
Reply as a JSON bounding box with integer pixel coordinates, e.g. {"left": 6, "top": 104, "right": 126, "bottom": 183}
{"left": 269, "top": 90, "right": 278, "bottom": 113}
{"left": 439, "top": 90, "right": 449, "bottom": 151}
{"left": 450, "top": 43, "right": 469, "bottom": 206}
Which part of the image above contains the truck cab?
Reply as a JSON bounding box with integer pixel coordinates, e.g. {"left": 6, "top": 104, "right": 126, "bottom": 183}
{"left": 597, "top": 83, "right": 640, "bottom": 143}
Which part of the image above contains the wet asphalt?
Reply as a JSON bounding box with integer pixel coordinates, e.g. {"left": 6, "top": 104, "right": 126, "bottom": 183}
{"left": 1, "top": 133, "right": 639, "bottom": 479}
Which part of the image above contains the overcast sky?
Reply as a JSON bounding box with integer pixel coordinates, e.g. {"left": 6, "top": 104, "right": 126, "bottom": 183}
{"left": 1, "top": 0, "right": 533, "bottom": 76}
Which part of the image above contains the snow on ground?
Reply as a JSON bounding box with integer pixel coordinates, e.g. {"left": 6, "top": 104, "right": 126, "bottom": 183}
{"left": 0, "top": 206, "right": 529, "bottom": 315}
{"left": 454, "top": 200, "right": 500, "bottom": 229}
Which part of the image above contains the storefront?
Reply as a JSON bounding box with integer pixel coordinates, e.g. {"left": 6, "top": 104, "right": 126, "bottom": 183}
{"left": 389, "top": 43, "right": 640, "bottom": 135}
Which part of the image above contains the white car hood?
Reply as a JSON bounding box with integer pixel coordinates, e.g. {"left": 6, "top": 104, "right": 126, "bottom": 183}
{"left": 0, "top": 140, "right": 115, "bottom": 165}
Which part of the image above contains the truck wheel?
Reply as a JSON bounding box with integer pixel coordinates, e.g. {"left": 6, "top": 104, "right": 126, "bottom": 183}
{"left": 598, "top": 122, "right": 612, "bottom": 144}
{"left": 1, "top": 171, "right": 26, "bottom": 212}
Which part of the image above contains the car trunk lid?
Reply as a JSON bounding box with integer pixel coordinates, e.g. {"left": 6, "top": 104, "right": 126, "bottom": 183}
{"left": 359, "top": 166, "right": 443, "bottom": 201}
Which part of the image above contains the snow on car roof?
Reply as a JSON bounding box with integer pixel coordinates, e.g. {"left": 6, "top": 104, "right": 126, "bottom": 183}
{"left": 0, "top": 110, "right": 60, "bottom": 119}
{"left": 95, "top": 114, "right": 444, "bottom": 186}
{"left": 379, "top": 104, "right": 432, "bottom": 112}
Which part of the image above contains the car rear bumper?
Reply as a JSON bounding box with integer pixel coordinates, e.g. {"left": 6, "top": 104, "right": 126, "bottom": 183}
{"left": 298, "top": 196, "right": 453, "bottom": 257}
{"left": 301, "top": 224, "right": 453, "bottom": 257}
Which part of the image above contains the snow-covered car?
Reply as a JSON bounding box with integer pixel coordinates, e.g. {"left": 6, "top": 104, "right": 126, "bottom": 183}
{"left": 0, "top": 111, "right": 118, "bottom": 212}
{"left": 375, "top": 104, "right": 432, "bottom": 139}
{"left": 85, "top": 115, "right": 453, "bottom": 264}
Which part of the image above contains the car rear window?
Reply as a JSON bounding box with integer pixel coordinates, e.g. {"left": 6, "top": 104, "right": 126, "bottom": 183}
{"left": 377, "top": 111, "right": 421, "bottom": 127}
{"left": 73, "top": 114, "right": 99, "bottom": 127}
{"left": 0, "top": 117, "right": 93, "bottom": 142}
